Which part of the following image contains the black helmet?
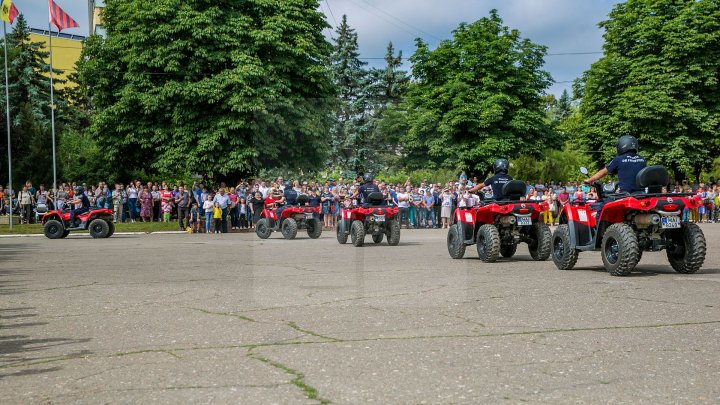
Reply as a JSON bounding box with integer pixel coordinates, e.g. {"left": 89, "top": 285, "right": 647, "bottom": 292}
{"left": 74, "top": 186, "right": 84, "bottom": 196}
{"left": 493, "top": 159, "right": 509, "bottom": 175}
{"left": 284, "top": 181, "right": 293, "bottom": 190}
{"left": 363, "top": 172, "right": 374, "bottom": 183}
{"left": 616, "top": 135, "right": 639, "bottom": 156}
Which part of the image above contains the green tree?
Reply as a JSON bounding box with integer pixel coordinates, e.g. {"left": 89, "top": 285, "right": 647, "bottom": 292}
{"left": 328, "top": 14, "right": 370, "bottom": 174}
{"left": 577, "top": 0, "right": 720, "bottom": 181}
{"left": 79, "top": 0, "right": 335, "bottom": 181}
{"left": 0, "top": 15, "right": 67, "bottom": 187}
{"left": 400, "top": 10, "right": 555, "bottom": 175}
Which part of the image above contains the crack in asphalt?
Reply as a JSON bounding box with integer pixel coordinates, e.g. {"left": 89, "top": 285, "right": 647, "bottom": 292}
{"left": 2, "top": 319, "right": 718, "bottom": 371}
{"left": 248, "top": 350, "right": 331, "bottom": 404}
{"left": 286, "top": 321, "right": 341, "bottom": 342}
{"left": 182, "top": 307, "right": 255, "bottom": 322}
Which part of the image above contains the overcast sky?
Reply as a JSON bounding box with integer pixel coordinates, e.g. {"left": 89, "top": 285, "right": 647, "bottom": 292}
{"left": 16, "top": 0, "right": 621, "bottom": 96}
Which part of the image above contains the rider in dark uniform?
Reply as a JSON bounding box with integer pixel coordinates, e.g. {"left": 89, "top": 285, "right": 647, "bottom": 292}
{"left": 351, "top": 173, "right": 381, "bottom": 206}
{"left": 277, "top": 181, "right": 298, "bottom": 218}
{"left": 468, "top": 159, "right": 513, "bottom": 200}
{"left": 584, "top": 135, "right": 647, "bottom": 219}
{"left": 67, "top": 186, "right": 91, "bottom": 225}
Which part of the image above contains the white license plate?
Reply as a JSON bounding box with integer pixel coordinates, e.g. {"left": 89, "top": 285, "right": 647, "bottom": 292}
{"left": 304, "top": 213, "right": 314, "bottom": 219}
{"left": 516, "top": 216, "right": 532, "bottom": 226}
{"left": 661, "top": 216, "right": 680, "bottom": 229}
{"left": 374, "top": 215, "right": 385, "bottom": 222}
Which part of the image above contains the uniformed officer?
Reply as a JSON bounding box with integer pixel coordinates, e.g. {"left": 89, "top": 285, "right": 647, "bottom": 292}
{"left": 67, "top": 186, "right": 91, "bottom": 225}
{"left": 584, "top": 135, "right": 647, "bottom": 193}
{"left": 350, "top": 173, "right": 381, "bottom": 206}
{"left": 468, "top": 159, "right": 513, "bottom": 200}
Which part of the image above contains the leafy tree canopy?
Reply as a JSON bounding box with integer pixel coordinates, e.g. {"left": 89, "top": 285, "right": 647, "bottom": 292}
{"left": 79, "top": 0, "right": 335, "bottom": 181}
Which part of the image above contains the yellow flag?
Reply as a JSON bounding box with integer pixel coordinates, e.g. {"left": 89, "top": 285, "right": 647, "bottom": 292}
{"left": 1, "top": 0, "right": 17, "bottom": 24}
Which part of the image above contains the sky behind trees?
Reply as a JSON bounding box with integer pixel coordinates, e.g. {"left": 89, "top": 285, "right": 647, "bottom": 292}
{"left": 17, "top": 0, "right": 620, "bottom": 96}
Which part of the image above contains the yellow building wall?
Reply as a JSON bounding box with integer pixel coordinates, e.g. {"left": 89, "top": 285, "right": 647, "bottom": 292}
{"left": 29, "top": 33, "right": 82, "bottom": 89}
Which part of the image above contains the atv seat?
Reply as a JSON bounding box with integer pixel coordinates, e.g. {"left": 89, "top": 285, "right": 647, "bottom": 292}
{"left": 501, "top": 180, "right": 527, "bottom": 202}
{"left": 636, "top": 165, "right": 669, "bottom": 194}
{"left": 295, "top": 194, "right": 309, "bottom": 206}
{"left": 366, "top": 192, "right": 385, "bottom": 206}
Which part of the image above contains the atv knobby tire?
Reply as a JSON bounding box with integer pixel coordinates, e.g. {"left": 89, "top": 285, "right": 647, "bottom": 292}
{"left": 44, "top": 219, "right": 65, "bottom": 239}
{"left": 528, "top": 222, "right": 551, "bottom": 261}
{"left": 552, "top": 224, "right": 578, "bottom": 270}
{"left": 500, "top": 243, "right": 517, "bottom": 258}
{"left": 350, "top": 220, "right": 365, "bottom": 247}
{"left": 89, "top": 219, "right": 110, "bottom": 239}
{"left": 306, "top": 218, "right": 323, "bottom": 239}
{"left": 255, "top": 218, "right": 272, "bottom": 239}
{"left": 386, "top": 220, "right": 400, "bottom": 246}
{"left": 107, "top": 221, "right": 115, "bottom": 238}
{"left": 281, "top": 218, "right": 298, "bottom": 240}
{"left": 476, "top": 224, "right": 500, "bottom": 263}
{"left": 447, "top": 223, "right": 466, "bottom": 259}
{"left": 336, "top": 220, "right": 348, "bottom": 244}
{"left": 601, "top": 223, "right": 640, "bottom": 276}
{"left": 666, "top": 222, "right": 706, "bottom": 274}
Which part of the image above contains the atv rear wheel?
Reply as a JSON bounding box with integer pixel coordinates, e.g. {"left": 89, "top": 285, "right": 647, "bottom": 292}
{"left": 255, "top": 218, "right": 272, "bottom": 239}
{"left": 281, "top": 218, "right": 298, "bottom": 240}
{"left": 528, "top": 222, "right": 551, "bottom": 261}
{"left": 447, "top": 224, "right": 466, "bottom": 259}
{"left": 336, "top": 220, "right": 348, "bottom": 244}
{"left": 666, "top": 222, "right": 706, "bottom": 274}
{"left": 500, "top": 243, "right": 517, "bottom": 258}
{"left": 350, "top": 220, "right": 365, "bottom": 247}
{"left": 306, "top": 218, "right": 323, "bottom": 239}
{"left": 44, "top": 220, "right": 65, "bottom": 239}
{"left": 89, "top": 219, "right": 110, "bottom": 239}
{"left": 552, "top": 224, "right": 578, "bottom": 270}
{"left": 61, "top": 230, "right": 70, "bottom": 238}
{"left": 601, "top": 223, "right": 640, "bottom": 276}
{"left": 372, "top": 233, "right": 383, "bottom": 244}
{"left": 386, "top": 220, "right": 400, "bottom": 246}
{"left": 476, "top": 224, "right": 500, "bottom": 263}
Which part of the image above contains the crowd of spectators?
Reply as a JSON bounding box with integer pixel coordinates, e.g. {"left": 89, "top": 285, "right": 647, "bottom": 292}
{"left": 1, "top": 175, "right": 719, "bottom": 232}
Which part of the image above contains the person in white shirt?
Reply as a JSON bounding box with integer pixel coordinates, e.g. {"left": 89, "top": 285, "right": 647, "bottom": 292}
{"left": 395, "top": 186, "right": 410, "bottom": 228}
{"left": 440, "top": 190, "right": 454, "bottom": 228}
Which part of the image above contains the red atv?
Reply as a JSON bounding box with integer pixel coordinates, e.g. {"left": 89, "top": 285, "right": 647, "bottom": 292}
{"left": 336, "top": 192, "right": 400, "bottom": 247}
{"left": 447, "top": 180, "right": 552, "bottom": 262}
{"left": 551, "top": 165, "right": 706, "bottom": 276}
{"left": 41, "top": 208, "right": 115, "bottom": 239}
{"left": 255, "top": 194, "right": 322, "bottom": 240}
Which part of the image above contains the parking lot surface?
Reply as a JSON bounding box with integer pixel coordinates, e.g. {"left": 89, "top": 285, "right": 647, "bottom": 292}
{"left": 1, "top": 226, "right": 719, "bottom": 403}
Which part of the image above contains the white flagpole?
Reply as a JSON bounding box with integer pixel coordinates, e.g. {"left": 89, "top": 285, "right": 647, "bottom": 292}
{"left": 47, "top": 16, "right": 57, "bottom": 206}
{"left": 3, "top": 21, "right": 12, "bottom": 229}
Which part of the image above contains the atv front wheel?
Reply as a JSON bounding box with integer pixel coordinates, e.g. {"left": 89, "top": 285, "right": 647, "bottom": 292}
{"left": 306, "top": 218, "right": 323, "bottom": 239}
{"left": 528, "top": 222, "right": 551, "bottom": 261}
{"left": 447, "top": 223, "right": 466, "bottom": 259}
{"left": 601, "top": 223, "right": 640, "bottom": 276}
{"left": 350, "top": 220, "right": 365, "bottom": 247}
{"left": 666, "top": 222, "right": 706, "bottom": 274}
{"left": 107, "top": 221, "right": 115, "bottom": 238}
{"left": 386, "top": 220, "right": 400, "bottom": 246}
{"left": 476, "top": 224, "right": 500, "bottom": 263}
{"left": 552, "top": 224, "right": 578, "bottom": 270}
{"left": 500, "top": 243, "right": 517, "bottom": 258}
{"left": 255, "top": 218, "right": 272, "bottom": 239}
{"left": 89, "top": 219, "right": 110, "bottom": 239}
{"left": 44, "top": 220, "right": 65, "bottom": 239}
{"left": 281, "top": 218, "right": 298, "bottom": 240}
{"left": 336, "top": 220, "right": 348, "bottom": 244}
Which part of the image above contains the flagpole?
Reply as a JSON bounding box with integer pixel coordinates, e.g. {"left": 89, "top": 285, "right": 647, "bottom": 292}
{"left": 47, "top": 19, "right": 57, "bottom": 205}
{"left": 3, "top": 21, "right": 12, "bottom": 229}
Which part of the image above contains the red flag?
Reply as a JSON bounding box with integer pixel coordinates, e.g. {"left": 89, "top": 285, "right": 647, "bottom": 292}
{"left": 9, "top": 3, "right": 18, "bottom": 24}
{"left": 48, "top": 0, "right": 79, "bottom": 32}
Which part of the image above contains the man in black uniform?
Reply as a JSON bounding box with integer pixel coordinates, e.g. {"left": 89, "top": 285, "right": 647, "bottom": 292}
{"left": 276, "top": 181, "right": 297, "bottom": 218}
{"left": 351, "top": 173, "right": 381, "bottom": 206}
{"left": 67, "top": 186, "right": 91, "bottom": 225}
{"left": 584, "top": 135, "right": 647, "bottom": 219}
{"left": 584, "top": 135, "right": 647, "bottom": 193}
{"left": 468, "top": 159, "right": 513, "bottom": 200}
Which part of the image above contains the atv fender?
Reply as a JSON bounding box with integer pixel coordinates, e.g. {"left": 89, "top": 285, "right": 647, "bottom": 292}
{"left": 454, "top": 209, "right": 476, "bottom": 244}
{"left": 561, "top": 204, "right": 596, "bottom": 251}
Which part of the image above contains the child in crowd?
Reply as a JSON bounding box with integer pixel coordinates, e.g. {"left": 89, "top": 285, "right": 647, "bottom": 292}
{"left": 238, "top": 197, "right": 248, "bottom": 229}
{"left": 162, "top": 197, "right": 173, "bottom": 222}
{"left": 203, "top": 194, "right": 214, "bottom": 233}
{"left": 213, "top": 202, "right": 222, "bottom": 234}
{"left": 189, "top": 202, "right": 199, "bottom": 233}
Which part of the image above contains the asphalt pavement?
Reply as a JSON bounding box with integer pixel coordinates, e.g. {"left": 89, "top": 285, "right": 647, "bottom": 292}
{"left": 1, "top": 225, "right": 719, "bottom": 404}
